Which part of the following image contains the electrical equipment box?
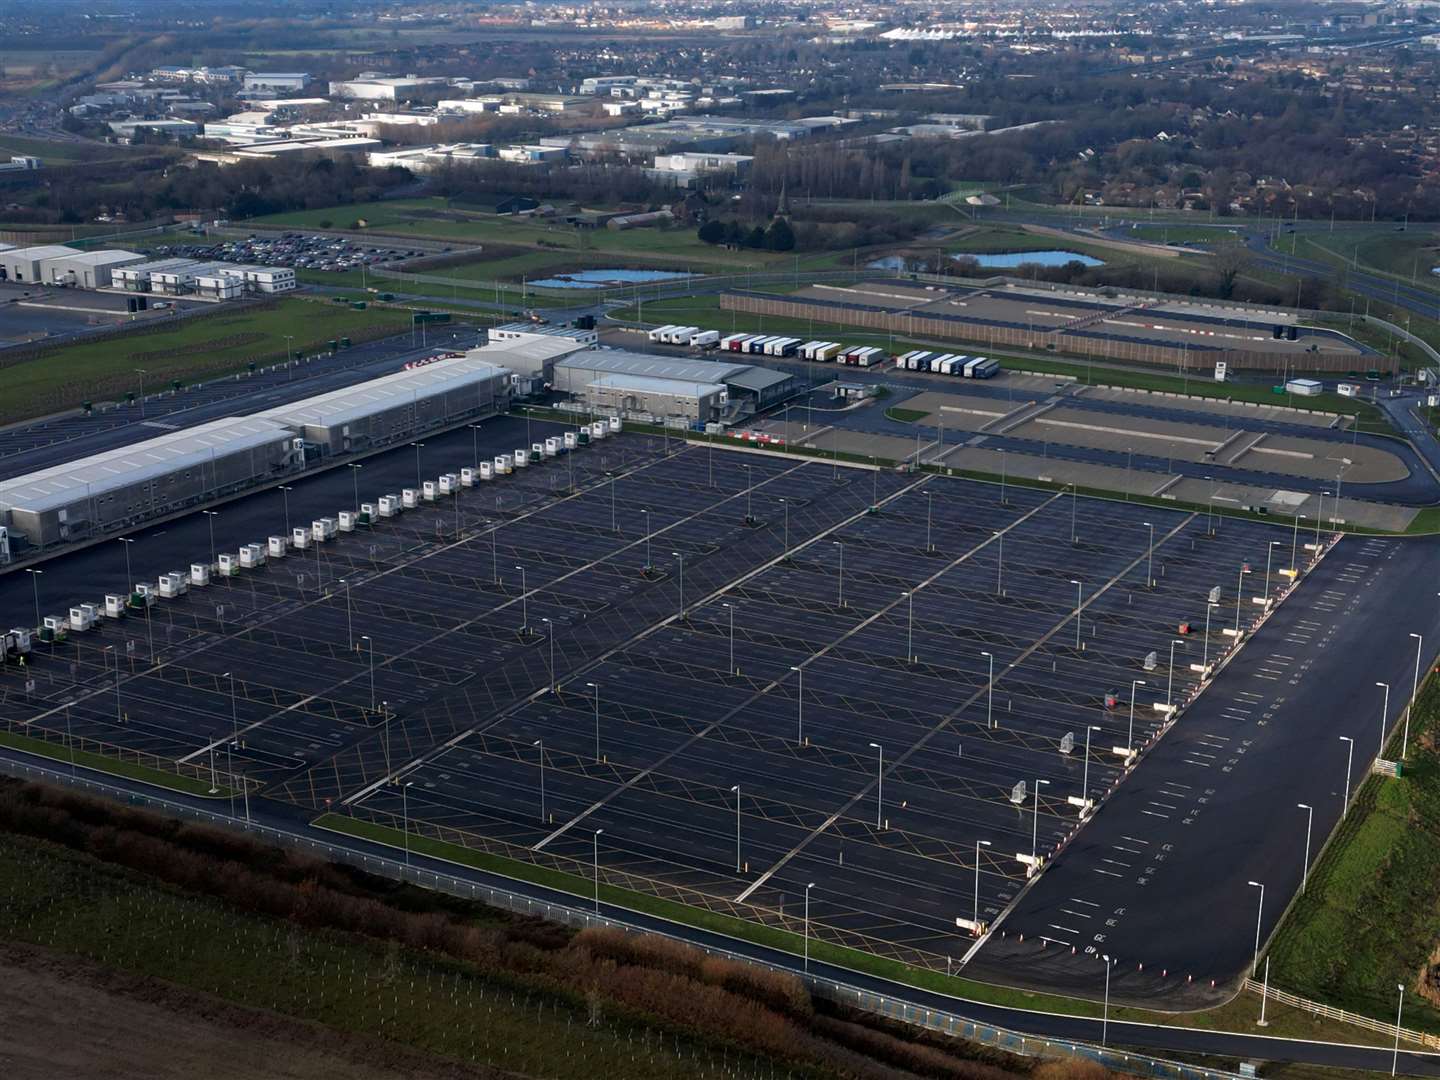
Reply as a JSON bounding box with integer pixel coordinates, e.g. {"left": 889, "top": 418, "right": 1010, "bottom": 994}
{"left": 190, "top": 563, "right": 211, "bottom": 586}
{"left": 268, "top": 535, "right": 288, "bottom": 558}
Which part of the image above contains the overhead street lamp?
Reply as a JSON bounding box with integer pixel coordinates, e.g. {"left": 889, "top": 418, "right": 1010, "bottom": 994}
{"left": 1069, "top": 579, "right": 1083, "bottom": 650}
{"left": 868, "top": 742, "right": 884, "bottom": 828}
{"left": 1405, "top": 632, "right": 1422, "bottom": 758}
{"left": 791, "top": 665, "right": 805, "bottom": 746}
{"left": 401, "top": 779, "right": 415, "bottom": 866}
{"left": 1030, "top": 779, "right": 1051, "bottom": 867}
{"left": 1297, "top": 803, "right": 1313, "bottom": 893}
{"left": 1247, "top": 880, "right": 1265, "bottom": 977}
{"left": 1167, "top": 638, "right": 1185, "bottom": 707}
{"left": 731, "top": 784, "right": 741, "bottom": 873}
{"left": 593, "top": 829, "right": 604, "bottom": 913}
{"left": 1376, "top": 680, "right": 1391, "bottom": 760}
{"left": 804, "top": 881, "right": 816, "bottom": 972}
{"left": 973, "top": 839, "right": 992, "bottom": 930}
{"left": 1340, "top": 735, "right": 1355, "bottom": 813}
{"left": 1128, "top": 679, "right": 1146, "bottom": 753}
{"left": 586, "top": 681, "right": 601, "bottom": 760}
{"left": 981, "top": 651, "right": 995, "bottom": 730}
{"left": 534, "top": 739, "right": 546, "bottom": 823}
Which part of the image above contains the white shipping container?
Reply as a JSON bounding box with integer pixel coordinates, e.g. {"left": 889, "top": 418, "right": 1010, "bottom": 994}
{"left": 192, "top": 561, "right": 214, "bottom": 584}
{"left": 313, "top": 517, "right": 336, "bottom": 541}
{"left": 494, "top": 455, "right": 512, "bottom": 475}
{"left": 1285, "top": 378, "right": 1323, "bottom": 397}
{"left": 648, "top": 324, "right": 678, "bottom": 343}
{"left": 514, "top": 449, "right": 529, "bottom": 467}
{"left": 479, "top": 461, "right": 494, "bottom": 480}
{"left": 564, "top": 431, "right": 578, "bottom": 450}
{"left": 105, "top": 595, "right": 125, "bottom": 618}
{"left": 239, "top": 544, "right": 266, "bottom": 568}
{"left": 422, "top": 481, "right": 438, "bottom": 502}
{"left": 439, "top": 473, "right": 458, "bottom": 494}
{"left": 338, "top": 511, "right": 357, "bottom": 532}
{"left": 692, "top": 330, "right": 720, "bottom": 349}
{"left": 217, "top": 553, "right": 238, "bottom": 577}
{"left": 544, "top": 437, "right": 560, "bottom": 457}
{"left": 608, "top": 415, "right": 622, "bottom": 433}
{"left": 268, "top": 535, "right": 288, "bottom": 557}
{"left": 377, "top": 495, "right": 400, "bottom": 517}
{"left": 461, "top": 468, "right": 477, "bottom": 487}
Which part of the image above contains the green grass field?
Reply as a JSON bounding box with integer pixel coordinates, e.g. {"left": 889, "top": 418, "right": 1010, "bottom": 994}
{"left": 1119, "top": 224, "right": 1246, "bottom": 246}
{"left": 1266, "top": 676, "right": 1440, "bottom": 1034}
{"left": 0, "top": 298, "right": 407, "bottom": 423}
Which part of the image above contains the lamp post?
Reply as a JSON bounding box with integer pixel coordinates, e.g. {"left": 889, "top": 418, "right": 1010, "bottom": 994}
{"left": 1101, "top": 954, "right": 1114, "bottom": 1046}
{"left": 534, "top": 739, "right": 546, "bottom": 823}
{"left": 586, "top": 681, "right": 601, "bottom": 760}
{"left": 347, "top": 462, "right": 362, "bottom": 513}
{"left": 1235, "top": 563, "right": 1252, "bottom": 633}
{"left": 903, "top": 590, "right": 914, "bottom": 662}
{"left": 791, "top": 665, "right": 805, "bottom": 746}
{"left": 340, "top": 578, "right": 354, "bottom": 650}
{"left": 1405, "top": 632, "right": 1422, "bottom": 758}
{"left": 1340, "top": 735, "right": 1355, "bottom": 813}
{"left": 833, "top": 541, "right": 846, "bottom": 609}
{"left": 995, "top": 530, "right": 1004, "bottom": 596}
{"left": 1393, "top": 984, "right": 1406, "bottom": 1077}
{"left": 1142, "top": 520, "right": 1154, "bottom": 588}
{"left": 1202, "top": 601, "right": 1217, "bottom": 671}
{"left": 135, "top": 367, "right": 148, "bottom": 416}
{"left": 982, "top": 650, "right": 996, "bottom": 729}
{"left": 361, "top": 634, "right": 376, "bottom": 714}
{"left": 742, "top": 463, "right": 754, "bottom": 524}
{"left": 924, "top": 491, "right": 935, "bottom": 553}
{"left": 468, "top": 423, "right": 482, "bottom": 469}
{"left": 593, "top": 829, "right": 604, "bottom": 913}
{"left": 401, "top": 779, "right": 414, "bottom": 866}
{"left": 973, "top": 839, "right": 992, "bottom": 929}
{"left": 515, "top": 564, "right": 528, "bottom": 634}
{"left": 1297, "top": 802, "right": 1313, "bottom": 893}
{"left": 1070, "top": 579, "right": 1083, "bottom": 650}
{"left": 1167, "top": 638, "right": 1184, "bottom": 707}
{"left": 1247, "top": 880, "right": 1265, "bottom": 977}
{"left": 724, "top": 603, "right": 736, "bottom": 674}
{"left": 1263, "top": 540, "right": 1282, "bottom": 602}
{"left": 731, "top": 784, "right": 741, "bottom": 873}
{"left": 542, "top": 617, "right": 555, "bottom": 693}
{"left": 641, "top": 509, "right": 652, "bottom": 572}
{"left": 1082, "top": 724, "right": 1100, "bottom": 809}
{"left": 672, "top": 551, "right": 684, "bottom": 614}
{"left": 202, "top": 510, "right": 219, "bottom": 569}
{"left": 1030, "top": 779, "right": 1051, "bottom": 866}
{"left": 1128, "top": 678, "right": 1146, "bottom": 752}
{"left": 225, "top": 670, "right": 239, "bottom": 819}
{"left": 411, "top": 441, "right": 425, "bottom": 488}
{"left": 1376, "top": 680, "right": 1391, "bottom": 759}
{"left": 868, "top": 742, "right": 884, "bottom": 828}
{"left": 118, "top": 537, "right": 135, "bottom": 599}
{"left": 26, "top": 568, "right": 42, "bottom": 631}
{"left": 804, "top": 881, "right": 816, "bottom": 972}
{"left": 278, "top": 485, "right": 293, "bottom": 538}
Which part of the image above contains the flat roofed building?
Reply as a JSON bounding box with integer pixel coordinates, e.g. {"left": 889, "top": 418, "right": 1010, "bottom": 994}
{"left": 585, "top": 372, "right": 727, "bottom": 423}
{"left": 255, "top": 356, "right": 511, "bottom": 454}
{"left": 42, "top": 250, "right": 146, "bottom": 289}
{"left": 0, "top": 416, "right": 301, "bottom": 548}
{"left": 466, "top": 331, "right": 592, "bottom": 380}
{"left": 0, "top": 244, "right": 81, "bottom": 283}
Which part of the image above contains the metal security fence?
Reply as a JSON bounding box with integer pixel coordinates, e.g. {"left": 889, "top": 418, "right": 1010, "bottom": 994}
{"left": 0, "top": 757, "right": 1245, "bottom": 1080}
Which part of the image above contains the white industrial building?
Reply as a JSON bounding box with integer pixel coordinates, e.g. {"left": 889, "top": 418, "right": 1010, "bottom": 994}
{"left": 0, "top": 416, "right": 303, "bottom": 548}
{"left": 43, "top": 250, "right": 147, "bottom": 289}
{"left": 551, "top": 350, "right": 797, "bottom": 424}
{"left": 112, "top": 259, "right": 294, "bottom": 297}
{"left": 583, "top": 372, "right": 728, "bottom": 423}
{"left": 332, "top": 76, "right": 444, "bottom": 100}
{"left": 469, "top": 325, "right": 595, "bottom": 379}
{"left": 0, "top": 244, "right": 82, "bottom": 283}
{"left": 243, "top": 73, "right": 314, "bottom": 93}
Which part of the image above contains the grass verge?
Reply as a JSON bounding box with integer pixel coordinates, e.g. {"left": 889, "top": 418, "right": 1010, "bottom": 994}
{"left": 1266, "top": 675, "right": 1440, "bottom": 1034}
{"left": 884, "top": 407, "right": 929, "bottom": 423}
{"left": 0, "top": 728, "right": 230, "bottom": 798}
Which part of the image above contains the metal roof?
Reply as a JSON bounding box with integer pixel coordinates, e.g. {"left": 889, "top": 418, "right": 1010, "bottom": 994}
{"left": 0, "top": 416, "right": 295, "bottom": 514}
{"left": 46, "top": 250, "right": 145, "bottom": 268}
{"left": 469, "top": 337, "right": 588, "bottom": 365}
{"left": 556, "top": 350, "right": 749, "bottom": 383}
{"left": 256, "top": 355, "right": 511, "bottom": 430}
{"left": 5, "top": 244, "right": 81, "bottom": 262}
{"left": 723, "top": 366, "right": 792, "bottom": 392}
{"left": 586, "top": 372, "right": 725, "bottom": 397}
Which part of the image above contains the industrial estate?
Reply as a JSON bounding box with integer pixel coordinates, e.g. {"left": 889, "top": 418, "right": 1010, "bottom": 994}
{"left": 5, "top": 2, "right": 1440, "bottom": 1078}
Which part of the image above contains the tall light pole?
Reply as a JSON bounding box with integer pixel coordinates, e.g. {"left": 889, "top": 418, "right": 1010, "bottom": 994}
{"left": 640, "top": 509, "right": 652, "bottom": 572}
{"left": 542, "top": 617, "right": 555, "bottom": 693}
{"left": 1128, "top": 678, "right": 1146, "bottom": 752}
{"left": 981, "top": 650, "right": 996, "bottom": 729}
{"left": 791, "top": 665, "right": 805, "bottom": 746}
{"left": 118, "top": 537, "right": 135, "bottom": 598}
{"left": 278, "top": 485, "right": 293, "bottom": 538}
{"left": 1030, "top": 778, "right": 1051, "bottom": 867}
{"left": 468, "top": 422, "right": 482, "bottom": 469}
{"left": 804, "top": 881, "right": 816, "bottom": 973}
{"left": 340, "top": 578, "right": 354, "bottom": 650}
{"left": 1070, "top": 579, "right": 1083, "bottom": 650}
{"left": 515, "top": 564, "right": 528, "bottom": 634}
{"left": 1264, "top": 540, "right": 1282, "bottom": 602}
{"left": 902, "top": 590, "right": 914, "bottom": 663}
{"left": 973, "top": 839, "right": 991, "bottom": 929}
{"left": 1297, "top": 803, "right": 1313, "bottom": 892}
{"left": 202, "top": 510, "right": 219, "bottom": 569}
{"left": 1082, "top": 724, "right": 1100, "bottom": 809}
{"left": 731, "top": 784, "right": 741, "bottom": 873}
{"left": 1069, "top": 483, "right": 1078, "bottom": 544}
{"left": 1340, "top": 735, "right": 1355, "bottom": 813}
{"left": 1247, "top": 880, "right": 1265, "bottom": 977}
{"left": 833, "top": 541, "right": 845, "bottom": 609}
{"left": 401, "top": 779, "right": 414, "bottom": 866}
{"left": 593, "top": 829, "right": 604, "bottom": 913}
{"left": 1393, "top": 984, "right": 1406, "bottom": 1077}
{"left": 411, "top": 441, "right": 425, "bottom": 488}
{"left": 1142, "top": 520, "right": 1154, "bottom": 588}
{"left": 724, "top": 603, "right": 736, "bottom": 674}
{"left": 135, "top": 367, "right": 148, "bottom": 417}
{"left": 586, "top": 681, "right": 601, "bottom": 760}
{"left": 1202, "top": 601, "right": 1217, "bottom": 671}
{"left": 1167, "top": 638, "right": 1184, "bottom": 707}
{"left": 742, "top": 463, "right": 754, "bottom": 524}
{"left": 868, "top": 741, "right": 883, "bottom": 828}
{"left": 1376, "top": 681, "right": 1391, "bottom": 759}
{"left": 225, "top": 670, "right": 239, "bottom": 819}
{"left": 1405, "top": 632, "right": 1422, "bottom": 758}
{"left": 672, "top": 551, "right": 684, "bottom": 614}
{"left": 1235, "top": 564, "right": 1252, "bottom": 633}
{"left": 26, "top": 568, "right": 42, "bottom": 631}
{"left": 1101, "top": 954, "right": 1113, "bottom": 1046}
{"left": 347, "top": 462, "right": 362, "bottom": 513}
{"left": 994, "top": 530, "right": 1004, "bottom": 596}
{"left": 533, "top": 738, "right": 546, "bottom": 823}
{"left": 924, "top": 491, "right": 935, "bottom": 553}
{"left": 361, "top": 634, "right": 376, "bottom": 714}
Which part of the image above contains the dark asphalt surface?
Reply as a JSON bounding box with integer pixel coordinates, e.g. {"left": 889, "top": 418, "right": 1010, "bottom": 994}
{"left": 968, "top": 531, "right": 1440, "bottom": 1004}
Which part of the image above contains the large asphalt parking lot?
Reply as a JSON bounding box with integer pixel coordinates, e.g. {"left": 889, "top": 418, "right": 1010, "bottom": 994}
{"left": 1, "top": 429, "right": 1393, "bottom": 996}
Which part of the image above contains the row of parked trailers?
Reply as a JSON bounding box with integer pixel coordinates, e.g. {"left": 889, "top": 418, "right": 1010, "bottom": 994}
{"left": 895, "top": 350, "right": 999, "bottom": 379}
{"left": 720, "top": 335, "right": 886, "bottom": 366}
{"left": 646, "top": 325, "right": 722, "bottom": 348}
{"left": 1, "top": 417, "right": 625, "bottom": 657}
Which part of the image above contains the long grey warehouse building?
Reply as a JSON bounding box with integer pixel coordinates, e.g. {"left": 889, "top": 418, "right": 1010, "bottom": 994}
{"left": 255, "top": 354, "right": 512, "bottom": 455}
{"left": 0, "top": 354, "right": 514, "bottom": 554}
{"left": 0, "top": 416, "right": 303, "bottom": 548}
